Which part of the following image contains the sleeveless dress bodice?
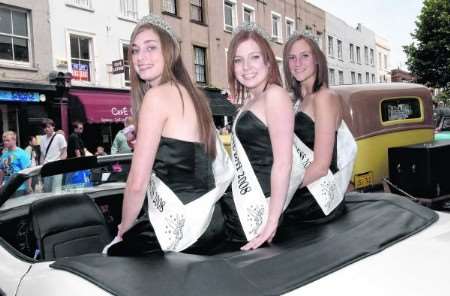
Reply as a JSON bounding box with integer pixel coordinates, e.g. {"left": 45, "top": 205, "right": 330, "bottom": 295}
{"left": 280, "top": 111, "right": 343, "bottom": 228}
{"left": 108, "top": 137, "right": 226, "bottom": 256}
{"left": 235, "top": 111, "right": 273, "bottom": 197}
{"left": 153, "top": 137, "right": 215, "bottom": 203}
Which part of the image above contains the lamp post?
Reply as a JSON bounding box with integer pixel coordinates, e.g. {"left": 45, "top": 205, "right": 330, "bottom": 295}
{"left": 49, "top": 71, "right": 72, "bottom": 138}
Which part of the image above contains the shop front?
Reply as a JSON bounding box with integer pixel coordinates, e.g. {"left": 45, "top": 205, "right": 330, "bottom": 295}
{"left": 0, "top": 81, "right": 56, "bottom": 148}
{"left": 68, "top": 87, "right": 131, "bottom": 154}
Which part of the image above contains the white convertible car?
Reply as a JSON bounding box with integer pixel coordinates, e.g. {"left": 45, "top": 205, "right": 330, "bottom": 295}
{"left": 1, "top": 154, "right": 449, "bottom": 296}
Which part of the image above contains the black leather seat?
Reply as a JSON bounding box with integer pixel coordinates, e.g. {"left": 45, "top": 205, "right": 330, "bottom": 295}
{"left": 30, "top": 193, "right": 112, "bottom": 260}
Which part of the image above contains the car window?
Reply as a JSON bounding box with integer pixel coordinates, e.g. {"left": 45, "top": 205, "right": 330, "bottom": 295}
{"left": 380, "top": 97, "right": 421, "bottom": 122}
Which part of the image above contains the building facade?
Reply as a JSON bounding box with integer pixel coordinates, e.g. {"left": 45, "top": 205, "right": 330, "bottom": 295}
{"left": 325, "top": 13, "right": 378, "bottom": 86}
{"left": 375, "top": 34, "right": 391, "bottom": 83}
{"left": 0, "top": 0, "right": 56, "bottom": 145}
{"left": 150, "top": 0, "right": 325, "bottom": 91}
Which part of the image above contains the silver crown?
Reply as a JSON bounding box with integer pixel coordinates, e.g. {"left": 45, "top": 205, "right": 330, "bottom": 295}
{"left": 288, "top": 30, "right": 320, "bottom": 44}
{"left": 232, "top": 22, "right": 271, "bottom": 42}
{"left": 138, "top": 14, "right": 178, "bottom": 45}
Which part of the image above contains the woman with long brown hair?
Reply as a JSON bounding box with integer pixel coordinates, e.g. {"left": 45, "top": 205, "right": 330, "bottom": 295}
{"left": 106, "top": 14, "right": 233, "bottom": 256}
{"left": 281, "top": 33, "right": 356, "bottom": 227}
{"left": 223, "top": 24, "right": 301, "bottom": 250}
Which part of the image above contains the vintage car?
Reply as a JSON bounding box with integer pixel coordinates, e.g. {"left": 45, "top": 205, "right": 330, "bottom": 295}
{"left": 434, "top": 107, "right": 450, "bottom": 141}
{"left": 334, "top": 83, "right": 435, "bottom": 191}
{"left": 0, "top": 153, "right": 449, "bottom": 296}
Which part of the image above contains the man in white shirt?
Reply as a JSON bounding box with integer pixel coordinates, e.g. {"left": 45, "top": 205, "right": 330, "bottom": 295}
{"left": 40, "top": 118, "right": 67, "bottom": 192}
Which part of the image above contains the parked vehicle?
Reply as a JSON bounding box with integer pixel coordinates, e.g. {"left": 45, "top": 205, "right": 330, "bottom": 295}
{"left": 0, "top": 153, "right": 449, "bottom": 296}
{"left": 334, "top": 83, "right": 434, "bottom": 190}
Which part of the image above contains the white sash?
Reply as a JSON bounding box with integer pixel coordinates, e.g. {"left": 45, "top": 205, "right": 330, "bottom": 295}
{"left": 294, "top": 120, "right": 357, "bottom": 215}
{"left": 146, "top": 134, "right": 234, "bottom": 252}
{"left": 231, "top": 110, "right": 303, "bottom": 241}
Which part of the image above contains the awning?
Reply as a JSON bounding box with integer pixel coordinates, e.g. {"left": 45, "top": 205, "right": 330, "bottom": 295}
{"left": 202, "top": 88, "right": 236, "bottom": 117}
{"left": 70, "top": 89, "right": 131, "bottom": 123}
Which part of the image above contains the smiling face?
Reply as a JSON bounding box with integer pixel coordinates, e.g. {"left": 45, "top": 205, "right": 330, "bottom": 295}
{"left": 131, "top": 28, "right": 164, "bottom": 87}
{"left": 287, "top": 39, "right": 317, "bottom": 85}
{"left": 233, "top": 39, "right": 270, "bottom": 93}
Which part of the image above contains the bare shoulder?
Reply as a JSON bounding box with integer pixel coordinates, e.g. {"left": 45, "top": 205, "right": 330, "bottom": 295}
{"left": 264, "top": 84, "right": 292, "bottom": 106}
{"left": 142, "top": 82, "right": 179, "bottom": 110}
{"left": 315, "top": 87, "right": 341, "bottom": 108}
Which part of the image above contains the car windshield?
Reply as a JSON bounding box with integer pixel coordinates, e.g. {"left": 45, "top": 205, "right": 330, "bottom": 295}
{"left": 0, "top": 154, "right": 131, "bottom": 211}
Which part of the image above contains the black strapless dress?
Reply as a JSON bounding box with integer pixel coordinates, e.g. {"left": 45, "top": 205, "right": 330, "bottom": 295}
{"left": 108, "top": 137, "right": 227, "bottom": 256}
{"left": 222, "top": 111, "right": 274, "bottom": 242}
{"left": 280, "top": 111, "right": 344, "bottom": 230}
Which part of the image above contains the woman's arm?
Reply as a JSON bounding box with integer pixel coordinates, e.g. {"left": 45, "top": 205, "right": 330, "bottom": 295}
{"left": 301, "top": 90, "right": 341, "bottom": 187}
{"left": 117, "top": 88, "right": 168, "bottom": 238}
{"left": 242, "top": 87, "right": 294, "bottom": 250}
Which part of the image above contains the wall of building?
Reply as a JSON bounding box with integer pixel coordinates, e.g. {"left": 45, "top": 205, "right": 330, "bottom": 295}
{"left": 375, "top": 34, "right": 391, "bottom": 83}
{"left": 48, "top": 0, "right": 149, "bottom": 89}
{"left": 0, "top": 0, "right": 53, "bottom": 83}
{"left": 325, "top": 13, "right": 377, "bottom": 85}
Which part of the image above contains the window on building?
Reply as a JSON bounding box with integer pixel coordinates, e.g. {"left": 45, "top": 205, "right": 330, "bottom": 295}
{"left": 316, "top": 31, "right": 323, "bottom": 50}
{"left": 0, "top": 7, "right": 30, "bottom": 64}
{"left": 378, "top": 52, "right": 382, "bottom": 69}
{"left": 328, "top": 36, "right": 334, "bottom": 57}
{"left": 328, "top": 68, "right": 335, "bottom": 85}
{"left": 337, "top": 39, "right": 342, "bottom": 60}
{"left": 351, "top": 71, "right": 356, "bottom": 84}
{"left": 384, "top": 54, "right": 388, "bottom": 69}
{"left": 357, "top": 73, "right": 362, "bottom": 84}
{"left": 69, "top": 0, "right": 91, "bottom": 9}
{"left": 194, "top": 46, "right": 206, "bottom": 84}
{"left": 271, "top": 12, "right": 282, "bottom": 42}
{"left": 224, "top": 1, "right": 236, "bottom": 32}
{"left": 122, "top": 44, "right": 130, "bottom": 86}
{"left": 356, "top": 46, "right": 361, "bottom": 64}
{"left": 286, "top": 18, "right": 295, "bottom": 39}
{"left": 70, "top": 34, "right": 92, "bottom": 81}
{"left": 349, "top": 43, "right": 354, "bottom": 63}
{"left": 364, "top": 46, "right": 368, "bottom": 65}
{"left": 370, "top": 48, "right": 374, "bottom": 65}
{"left": 163, "top": 0, "right": 177, "bottom": 15}
{"left": 365, "top": 72, "right": 369, "bottom": 83}
{"left": 338, "top": 70, "right": 344, "bottom": 85}
{"left": 120, "top": 0, "right": 138, "bottom": 19}
{"left": 371, "top": 73, "right": 376, "bottom": 83}
{"left": 243, "top": 4, "right": 254, "bottom": 24}
{"left": 190, "top": 0, "right": 203, "bottom": 22}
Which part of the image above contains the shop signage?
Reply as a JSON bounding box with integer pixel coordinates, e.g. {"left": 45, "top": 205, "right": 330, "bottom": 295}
{"left": 0, "top": 90, "right": 40, "bottom": 102}
{"left": 72, "top": 63, "right": 90, "bottom": 81}
{"left": 112, "top": 59, "right": 124, "bottom": 74}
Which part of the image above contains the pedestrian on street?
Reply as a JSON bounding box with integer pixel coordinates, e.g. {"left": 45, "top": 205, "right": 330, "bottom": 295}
{"left": 0, "top": 131, "right": 31, "bottom": 196}
{"left": 40, "top": 118, "right": 67, "bottom": 192}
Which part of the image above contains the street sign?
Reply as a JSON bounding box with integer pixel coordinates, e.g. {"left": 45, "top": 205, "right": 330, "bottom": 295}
{"left": 112, "top": 59, "right": 125, "bottom": 74}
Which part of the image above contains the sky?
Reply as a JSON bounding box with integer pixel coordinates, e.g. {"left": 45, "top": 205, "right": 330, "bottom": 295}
{"left": 306, "top": 0, "right": 424, "bottom": 71}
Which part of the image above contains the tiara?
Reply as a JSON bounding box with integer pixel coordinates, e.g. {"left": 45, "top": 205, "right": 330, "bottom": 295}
{"left": 232, "top": 22, "right": 271, "bottom": 42}
{"left": 138, "top": 14, "right": 178, "bottom": 45}
{"left": 288, "top": 30, "right": 319, "bottom": 43}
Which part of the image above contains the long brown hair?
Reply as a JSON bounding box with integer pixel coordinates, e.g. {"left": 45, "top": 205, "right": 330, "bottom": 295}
{"left": 227, "top": 31, "right": 282, "bottom": 104}
{"left": 283, "top": 34, "right": 328, "bottom": 101}
{"left": 129, "top": 23, "right": 216, "bottom": 158}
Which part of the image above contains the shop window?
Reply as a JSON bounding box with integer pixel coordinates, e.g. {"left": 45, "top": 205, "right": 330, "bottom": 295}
{"left": 0, "top": 6, "right": 30, "bottom": 64}
{"left": 194, "top": 46, "right": 206, "bottom": 84}
{"left": 351, "top": 71, "right": 356, "bottom": 84}
{"left": 357, "top": 73, "right": 362, "bottom": 84}
{"left": 338, "top": 70, "right": 344, "bottom": 85}
{"left": 70, "top": 34, "right": 93, "bottom": 81}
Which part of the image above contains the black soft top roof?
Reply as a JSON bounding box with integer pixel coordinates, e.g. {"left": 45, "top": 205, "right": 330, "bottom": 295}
{"left": 52, "top": 193, "right": 437, "bottom": 296}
